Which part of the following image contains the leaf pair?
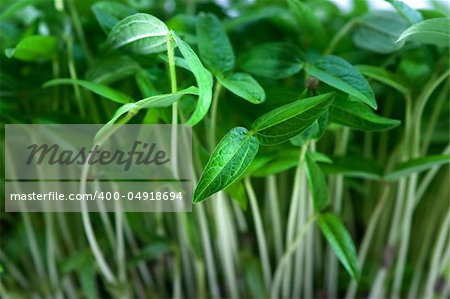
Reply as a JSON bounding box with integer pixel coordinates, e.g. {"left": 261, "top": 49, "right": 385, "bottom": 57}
{"left": 193, "top": 93, "right": 334, "bottom": 203}
{"left": 196, "top": 13, "right": 265, "bottom": 104}
{"left": 94, "top": 86, "right": 199, "bottom": 142}
{"left": 106, "top": 13, "right": 213, "bottom": 126}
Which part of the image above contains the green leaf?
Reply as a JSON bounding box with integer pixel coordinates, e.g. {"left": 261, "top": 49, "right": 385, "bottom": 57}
{"left": 5, "top": 35, "right": 57, "bottom": 61}
{"left": 85, "top": 56, "right": 141, "bottom": 85}
{"left": 106, "top": 13, "right": 169, "bottom": 55}
{"left": 0, "top": 0, "right": 44, "bottom": 22}
{"left": 218, "top": 73, "right": 265, "bottom": 104}
{"left": 353, "top": 12, "right": 409, "bottom": 54}
{"left": 318, "top": 213, "right": 360, "bottom": 280}
{"left": 329, "top": 97, "right": 401, "bottom": 131}
{"left": 193, "top": 127, "right": 259, "bottom": 203}
{"left": 290, "top": 111, "right": 329, "bottom": 146}
{"left": 320, "top": 156, "right": 383, "bottom": 180}
{"left": 305, "top": 152, "right": 329, "bottom": 211}
{"left": 224, "top": 181, "right": 248, "bottom": 210}
{"left": 173, "top": 33, "right": 214, "bottom": 126}
{"left": 396, "top": 18, "right": 450, "bottom": 47}
{"left": 95, "top": 87, "right": 197, "bottom": 142}
{"left": 385, "top": 0, "right": 423, "bottom": 24}
{"left": 136, "top": 86, "right": 198, "bottom": 108}
{"left": 252, "top": 149, "right": 300, "bottom": 177}
{"left": 92, "top": 1, "right": 138, "bottom": 32}
{"left": 306, "top": 55, "right": 377, "bottom": 109}
{"left": 385, "top": 154, "right": 450, "bottom": 181}
{"left": 287, "top": 0, "right": 328, "bottom": 49}
{"left": 196, "top": 13, "right": 235, "bottom": 75}
{"left": 94, "top": 103, "right": 139, "bottom": 142}
{"left": 357, "top": 65, "right": 408, "bottom": 95}
{"left": 252, "top": 93, "right": 334, "bottom": 145}
{"left": 224, "top": 6, "right": 291, "bottom": 31}
{"left": 44, "top": 78, "right": 133, "bottom": 104}
{"left": 239, "top": 43, "right": 303, "bottom": 79}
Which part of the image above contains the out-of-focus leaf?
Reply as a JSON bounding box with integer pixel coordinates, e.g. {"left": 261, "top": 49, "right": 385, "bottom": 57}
{"left": 239, "top": 43, "right": 303, "bottom": 79}
{"left": 353, "top": 12, "right": 409, "bottom": 54}
{"left": 329, "top": 97, "right": 401, "bottom": 131}
{"left": 357, "top": 65, "right": 408, "bottom": 95}
{"left": 306, "top": 55, "right": 377, "bottom": 109}
{"left": 86, "top": 56, "right": 141, "bottom": 84}
{"left": 224, "top": 181, "right": 248, "bottom": 210}
{"left": 44, "top": 78, "right": 133, "bottom": 104}
{"left": 0, "top": 0, "right": 44, "bottom": 22}
{"left": 196, "top": 13, "right": 235, "bottom": 75}
{"left": 287, "top": 0, "right": 327, "bottom": 49}
{"left": 173, "top": 33, "right": 213, "bottom": 126}
{"left": 194, "top": 127, "right": 259, "bottom": 203}
{"left": 128, "top": 242, "right": 170, "bottom": 266}
{"left": 252, "top": 93, "right": 334, "bottom": 145}
{"left": 106, "top": 13, "right": 169, "bottom": 55}
{"left": 318, "top": 213, "right": 360, "bottom": 280}
{"left": 224, "top": 6, "right": 292, "bottom": 31}
{"left": 396, "top": 18, "right": 450, "bottom": 47}
{"left": 92, "top": 1, "right": 138, "bottom": 32}
{"left": 252, "top": 149, "right": 300, "bottom": 177}
{"left": 385, "top": 0, "right": 423, "bottom": 24}
{"left": 5, "top": 35, "right": 57, "bottom": 61}
{"left": 305, "top": 152, "right": 329, "bottom": 211}
{"left": 218, "top": 73, "right": 265, "bottom": 104}
{"left": 385, "top": 154, "right": 450, "bottom": 181}
{"left": 319, "top": 156, "right": 383, "bottom": 180}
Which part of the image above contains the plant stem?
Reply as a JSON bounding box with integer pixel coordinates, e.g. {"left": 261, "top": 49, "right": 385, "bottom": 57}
{"left": 208, "top": 81, "right": 222, "bottom": 151}
{"left": 214, "top": 192, "right": 239, "bottom": 299}
{"left": 324, "top": 19, "right": 357, "bottom": 55}
{"left": 326, "top": 128, "right": 349, "bottom": 299}
{"left": 345, "top": 186, "right": 391, "bottom": 299}
{"left": 245, "top": 177, "right": 272, "bottom": 289}
{"left": 423, "top": 209, "right": 450, "bottom": 298}
{"left": 271, "top": 215, "right": 316, "bottom": 298}
{"left": 283, "top": 145, "right": 308, "bottom": 297}
{"left": 267, "top": 175, "right": 283, "bottom": 260}
{"left": 66, "top": 0, "right": 93, "bottom": 65}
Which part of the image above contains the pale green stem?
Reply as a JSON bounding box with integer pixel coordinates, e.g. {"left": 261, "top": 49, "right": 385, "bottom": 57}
{"left": 326, "top": 128, "right": 350, "bottom": 299}
{"left": 112, "top": 184, "right": 126, "bottom": 284}
{"left": 283, "top": 145, "right": 308, "bottom": 297}
{"left": 245, "top": 177, "right": 272, "bottom": 289}
{"left": 80, "top": 146, "right": 118, "bottom": 284}
{"left": 345, "top": 186, "right": 391, "bottom": 299}
{"left": 267, "top": 175, "right": 283, "bottom": 260}
{"left": 5, "top": 147, "right": 46, "bottom": 284}
{"left": 368, "top": 270, "right": 387, "bottom": 299}
{"left": 271, "top": 215, "right": 316, "bottom": 299}
{"left": 391, "top": 173, "right": 418, "bottom": 299}
{"left": 122, "top": 214, "right": 154, "bottom": 287}
{"left": 208, "top": 81, "right": 222, "bottom": 151}
{"left": 303, "top": 188, "right": 314, "bottom": 299}
{"left": 292, "top": 167, "right": 307, "bottom": 298}
{"left": 93, "top": 181, "right": 116, "bottom": 250}
{"left": 423, "top": 210, "right": 450, "bottom": 298}
{"left": 196, "top": 204, "right": 221, "bottom": 298}
{"left": 214, "top": 192, "right": 239, "bottom": 299}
